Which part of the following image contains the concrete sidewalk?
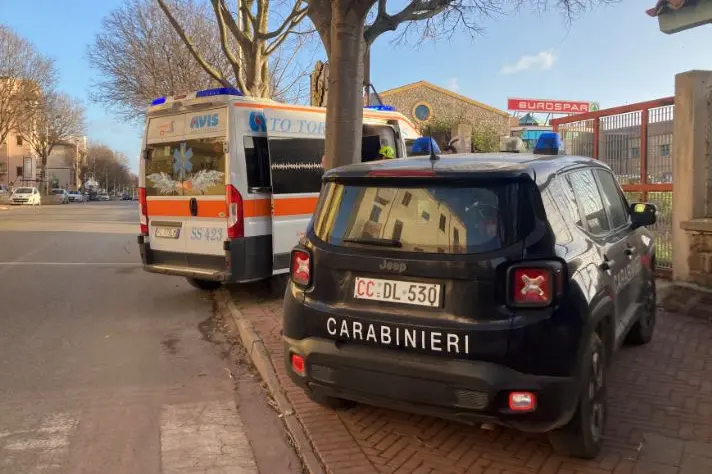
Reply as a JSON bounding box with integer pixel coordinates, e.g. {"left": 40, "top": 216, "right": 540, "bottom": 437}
{"left": 219, "top": 282, "right": 712, "bottom": 474}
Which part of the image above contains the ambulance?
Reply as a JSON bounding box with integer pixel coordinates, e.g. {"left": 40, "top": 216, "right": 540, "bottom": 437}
{"left": 137, "top": 87, "right": 419, "bottom": 290}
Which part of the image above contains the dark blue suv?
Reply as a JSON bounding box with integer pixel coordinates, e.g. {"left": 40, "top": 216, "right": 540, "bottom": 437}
{"left": 282, "top": 154, "right": 657, "bottom": 458}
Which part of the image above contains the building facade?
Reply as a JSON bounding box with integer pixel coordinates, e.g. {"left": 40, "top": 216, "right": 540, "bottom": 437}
{"left": 47, "top": 136, "right": 87, "bottom": 190}
{"left": 378, "top": 81, "right": 510, "bottom": 152}
{"left": 0, "top": 130, "right": 36, "bottom": 188}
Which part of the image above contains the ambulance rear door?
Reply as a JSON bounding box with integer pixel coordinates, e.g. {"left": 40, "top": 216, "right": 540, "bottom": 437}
{"left": 143, "top": 108, "right": 229, "bottom": 264}
{"left": 263, "top": 108, "right": 325, "bottom": 274}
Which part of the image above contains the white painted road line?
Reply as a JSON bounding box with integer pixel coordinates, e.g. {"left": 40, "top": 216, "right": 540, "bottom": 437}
{"left": 160, "top": 400, "right": 258, "bottom": 474}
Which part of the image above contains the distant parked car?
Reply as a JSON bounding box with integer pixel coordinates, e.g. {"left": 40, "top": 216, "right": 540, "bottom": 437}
{"left": 98, "top": 193, "right": 111, "bottom": 201}
{"left": 10, "top": 187, "right": 41, "bottom": 206}
{"left": 68, "top": 190, "right": 84, "bottom": 202}
{"left": 51, "top": 188, "right": 70, "bottom": 204}
{"left": 121, "top": 193, "right": 132, "bottom": 201}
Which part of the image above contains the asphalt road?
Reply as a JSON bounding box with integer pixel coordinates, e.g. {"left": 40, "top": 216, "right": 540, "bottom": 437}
{"left": 0, "top": 201, "right": 301, "bottom": 474}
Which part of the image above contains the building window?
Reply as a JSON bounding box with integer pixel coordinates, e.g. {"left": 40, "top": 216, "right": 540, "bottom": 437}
{"left": 439, "top": 214, "right": 447, "bottom": 232}
{"left": 453, "top": 228, "right": 460, "bottom": 246}
{"left": 421, "top": 210, "right": 430, "bottom": 221}
{"left": 401, "top": 191, "right": 412, "bottom": 207}
{"left": 16, "top": 166, "right": 22, "bottom": 178}
{"left": 16, "top": 135, "right": 23, "bottom": 146}
{"left": 369, "top": 205, "right": 382, "bottom": 223}
{"left": 660, "top": 144, "right": 671, "bottom": 156}
{"left": 630, "top": 147, "right": 640, "bottom": 159}
{"left": 392, "top": 220, "right": 403, "bottom": 241}
{"left": 413, "top": 103, "right": 432, "bottom": 122}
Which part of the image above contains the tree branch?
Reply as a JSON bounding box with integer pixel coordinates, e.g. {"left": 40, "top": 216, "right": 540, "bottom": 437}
{"left": 156, "top": 0, "right": 233, "bottom": 88}
{"left": 259, "top": 1, "right": 308, "bottom": 41}
{"left": 210, "top": 0, "right": 249, "bottom": 92}
{"left": 364, "top": 0, "right": 452, "bottom": 45}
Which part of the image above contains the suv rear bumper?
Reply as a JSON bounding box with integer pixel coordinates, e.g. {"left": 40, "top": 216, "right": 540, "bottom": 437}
{"left": 284, "top": 335, "right": 580, "bottom": 433}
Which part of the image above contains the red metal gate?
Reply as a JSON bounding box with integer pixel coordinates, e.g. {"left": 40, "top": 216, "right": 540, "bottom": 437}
{"left": 552, "top": 97, "right": 674, "bottom": 272}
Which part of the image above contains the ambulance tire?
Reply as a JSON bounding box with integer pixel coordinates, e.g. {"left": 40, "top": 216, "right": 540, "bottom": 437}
{"left": 186, "top": 277, "right": 222, "bottom": 291}
{"left": 268, "top": 274, "right": 290, "bottom": 299}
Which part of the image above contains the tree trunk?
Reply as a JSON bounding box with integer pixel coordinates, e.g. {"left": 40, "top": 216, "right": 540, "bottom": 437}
{"left": 323, "top": 0, "right": 372, "bottom": 170}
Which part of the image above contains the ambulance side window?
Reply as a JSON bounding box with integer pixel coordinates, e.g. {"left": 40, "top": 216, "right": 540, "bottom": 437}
{"left": 268, "top": 137, "right": 324, "bottom": 194}
{"left": 244, "top": 136, "right": 271, "bottom": 192}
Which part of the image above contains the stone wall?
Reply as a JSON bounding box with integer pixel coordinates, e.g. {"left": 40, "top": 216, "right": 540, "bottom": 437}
{"left": 381, "top": 82, "right": 510, "bottom": 137}
{"left": 683, "top": 219, "right": 712, "bottom": 287}
{"left": 672, "top": 70, "right": 712, "bottom": 283}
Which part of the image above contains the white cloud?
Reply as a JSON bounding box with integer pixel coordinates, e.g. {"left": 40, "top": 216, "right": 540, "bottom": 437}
{"left": 500, "top": 50, "right": 557, "bottom": 75}
{"left": 445, "top": 77, "right": 460, "bottom": 93}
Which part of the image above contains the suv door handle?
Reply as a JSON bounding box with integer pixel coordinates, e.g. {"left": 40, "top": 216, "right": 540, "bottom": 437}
{"left": 624, "top": 248, "right": 636, "bottom": 257}
{"left": 600, "top": 256, "right": 614, "bottom": 271}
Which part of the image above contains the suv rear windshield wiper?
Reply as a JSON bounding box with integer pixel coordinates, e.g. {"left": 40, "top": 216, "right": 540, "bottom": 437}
{"left": 343, "top": 237, "right": 403, "bottom": 248}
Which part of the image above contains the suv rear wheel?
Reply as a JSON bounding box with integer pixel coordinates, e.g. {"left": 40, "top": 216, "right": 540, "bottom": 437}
{"left": 548, "top": 332, "right": 606, "bottom": 459}
{"left": 185, "top": 278, "right": 222, "bottom": 291}
{"left": 626, "top": 276, "right": 656, "bottom": 345}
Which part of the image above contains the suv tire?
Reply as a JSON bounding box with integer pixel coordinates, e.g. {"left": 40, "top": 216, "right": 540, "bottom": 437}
{"left": 548, "top": 332, "right": 606, "bottom": 459}
{"left": 186, "top": 277, "right": 222, "bottom": 291}
{"left": 626, "top": 276, "right": 656, "bottom": 345}
{"left": 307, "top": 392, "right": 356, "bottom": 411}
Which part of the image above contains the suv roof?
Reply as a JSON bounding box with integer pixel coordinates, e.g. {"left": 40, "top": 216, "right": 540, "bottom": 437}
{"left": 324, "top": 153, "right": 609, "bottom": 185}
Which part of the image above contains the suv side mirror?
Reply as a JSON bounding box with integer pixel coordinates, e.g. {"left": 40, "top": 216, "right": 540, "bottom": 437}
{"left": 630, "top": 202, "right": 657, "bottom": 229}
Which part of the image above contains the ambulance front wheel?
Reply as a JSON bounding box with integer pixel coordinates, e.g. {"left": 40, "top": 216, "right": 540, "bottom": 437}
{"left": 186, "top": 277, "right": 222, "bottom": 291}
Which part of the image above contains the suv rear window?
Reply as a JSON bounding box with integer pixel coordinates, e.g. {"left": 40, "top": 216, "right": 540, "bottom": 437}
{"left": 312, "top": 182, "right": 519, "bottom": 254}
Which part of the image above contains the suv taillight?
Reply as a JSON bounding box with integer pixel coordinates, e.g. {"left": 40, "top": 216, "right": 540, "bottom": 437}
{"left": 226, "top": 185, "right": 244, "bottom": 239}
{"left": 507, "top": 262, "right": 564, "bottom": 307}
{"left": 138, "top": 187, "right": 148, "bottom": 235}
{"left": 290, "top": 249, "right": 312, "bottom": 287}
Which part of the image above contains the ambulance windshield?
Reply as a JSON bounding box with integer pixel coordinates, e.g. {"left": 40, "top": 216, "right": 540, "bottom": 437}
{"left": 144, "top": 138, "right": 226, "bottom": 196}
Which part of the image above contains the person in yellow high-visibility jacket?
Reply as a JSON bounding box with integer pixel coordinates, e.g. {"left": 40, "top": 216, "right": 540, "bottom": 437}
{"left": 378, "top": 145, "right": 395, "bottom": 160}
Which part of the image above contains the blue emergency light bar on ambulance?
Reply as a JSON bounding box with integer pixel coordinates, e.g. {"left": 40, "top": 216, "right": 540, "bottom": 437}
{"left": 138, "top": 87, "right": 422, "bottom": 290}
{"left": 150, "top": 87, "right": 244, "bottom": 106}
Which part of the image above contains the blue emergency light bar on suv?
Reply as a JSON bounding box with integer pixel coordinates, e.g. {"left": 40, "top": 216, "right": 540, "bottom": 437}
{"left": 533, "top": 132, "right": 562, "bottom": 155}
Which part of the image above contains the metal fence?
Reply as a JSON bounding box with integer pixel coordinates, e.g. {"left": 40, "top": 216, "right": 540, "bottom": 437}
{"left": 552, "top": 97, "right": 675, "bottom": 273}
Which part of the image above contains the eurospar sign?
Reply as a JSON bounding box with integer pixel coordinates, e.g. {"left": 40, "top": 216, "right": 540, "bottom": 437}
{"left": 507, "top": 98, "right": 600, "bottom": 114}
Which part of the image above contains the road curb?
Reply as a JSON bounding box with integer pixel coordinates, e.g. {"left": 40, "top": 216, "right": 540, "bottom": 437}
{"left": 216, "top": 289, "right": 325, "bottom": 474}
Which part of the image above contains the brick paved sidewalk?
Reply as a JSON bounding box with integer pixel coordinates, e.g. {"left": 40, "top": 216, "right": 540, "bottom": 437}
{"left": 227, "top": 283, "right": 712, "bottom": 474}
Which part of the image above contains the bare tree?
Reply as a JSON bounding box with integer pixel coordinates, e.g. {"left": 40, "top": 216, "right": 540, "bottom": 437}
{"left": 0, "top": 25, "right": 56, "bottom": 147}
{"left": 17, "top": 92, "right": 86, "bottom": 194}
{"left": 88, "top": 0, "right": 231, "bottom": 122}
{"left": 156, "top": 0, "right": 314, "bottom": 98}
{"left": 86, "top": 143, "right": 136, "bottom": 193}
{"left": 307, "top": 0, "right": 613, "bottom": 169}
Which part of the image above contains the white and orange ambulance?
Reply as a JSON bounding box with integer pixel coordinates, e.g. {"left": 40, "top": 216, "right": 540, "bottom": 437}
{"left": 137, "top": 87, "right": 419, "bottom": 290}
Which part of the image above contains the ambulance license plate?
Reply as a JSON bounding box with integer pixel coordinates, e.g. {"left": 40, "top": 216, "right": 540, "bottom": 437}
{"left": 155, "top": 227, "right": 180, "bottom": 239}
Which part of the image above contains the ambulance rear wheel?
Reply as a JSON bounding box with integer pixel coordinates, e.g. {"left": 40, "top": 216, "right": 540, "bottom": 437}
{"left": 268, "top": 274, "right": 290, "bottom": 299}
{"left": 186, "top": 277, "right": 222, "bottom": 291}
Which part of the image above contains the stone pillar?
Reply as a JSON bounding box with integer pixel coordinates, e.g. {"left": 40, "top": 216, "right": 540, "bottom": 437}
{"left": 449, "top": 123, "right": 472, "bottom": 153}
{"left": 672, "top": 70, "right": 712, "bottom": 282}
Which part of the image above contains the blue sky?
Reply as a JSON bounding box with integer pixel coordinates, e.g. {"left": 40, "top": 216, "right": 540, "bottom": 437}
{"left": 1, "top": 0, "right": 711, "bottom": 172}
